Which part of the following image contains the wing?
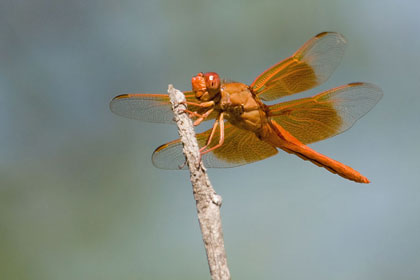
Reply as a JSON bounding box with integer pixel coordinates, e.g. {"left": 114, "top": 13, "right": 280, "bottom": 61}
{"left": 109, "top": 91, "right": 216, "bottom": 123}
{"left": 268, "top": 83, "right": 383, "bottom": 144}
{"left": 251, "top": 32, "right": 347, "bottom": 101}
{"left": 152, "top": 122, "right": 278, "bottom": 169}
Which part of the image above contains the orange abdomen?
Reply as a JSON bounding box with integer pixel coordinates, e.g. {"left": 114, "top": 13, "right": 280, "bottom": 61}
{"left": 260, "top": 120, "right": 370, "bottom": 183}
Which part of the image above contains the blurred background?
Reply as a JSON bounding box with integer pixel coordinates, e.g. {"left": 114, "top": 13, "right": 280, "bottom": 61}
{"left": 1, "top": 0, "right": 419, "bottom": 279}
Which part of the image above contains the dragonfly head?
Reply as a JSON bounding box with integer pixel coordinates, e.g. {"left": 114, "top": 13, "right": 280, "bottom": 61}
{"left": 192, "top": 72, "right": 221, "bottom": 101}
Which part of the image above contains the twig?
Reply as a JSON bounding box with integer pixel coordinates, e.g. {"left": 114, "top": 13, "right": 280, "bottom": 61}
{"left": 168, "top": 84, "right": 231, "bottom": 280}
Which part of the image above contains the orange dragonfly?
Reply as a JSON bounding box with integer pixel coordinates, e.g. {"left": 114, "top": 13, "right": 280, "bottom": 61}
{"left": 110, "top": 32, "right": 382, "bottom": 183}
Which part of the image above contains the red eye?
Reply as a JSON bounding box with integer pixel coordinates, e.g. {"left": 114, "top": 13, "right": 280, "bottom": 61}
{"left": 204, "top": 72, "right": 221, "bottom": 91}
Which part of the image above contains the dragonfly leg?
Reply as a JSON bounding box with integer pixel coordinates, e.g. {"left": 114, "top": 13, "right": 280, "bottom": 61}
{"left": 184, "top": 100, "right": 215, "bottom": 108}
{"left": 201, "top": 113, "right": 225, "bottom": 156}
{"left": 179, "top": 100, "right": 215, "bottom": 117}
{"left": 183, "top": 109, "right": 203, "bottom": 119}
{"left": 182, "top": 108, "right": 214, "bottom": 126}
{"left": 194, "top": 108, "right": 214, "bottom": 126}
{"left": 177, "top": 113, "right": 222, "bottom": 169}
{"left": 199, "top": 114, "right": 220, "bottom": 154}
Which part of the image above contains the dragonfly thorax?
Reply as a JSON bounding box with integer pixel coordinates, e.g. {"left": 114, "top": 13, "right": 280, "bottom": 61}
{"left": 220, "top": 82, "right": 267, "bottom": 133}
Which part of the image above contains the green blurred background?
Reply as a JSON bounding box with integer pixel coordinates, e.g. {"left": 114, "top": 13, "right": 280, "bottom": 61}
{"left": 1, "top": 0, "right": 419, "bottom": 279}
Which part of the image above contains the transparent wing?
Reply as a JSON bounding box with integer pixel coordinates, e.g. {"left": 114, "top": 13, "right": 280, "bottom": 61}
{"left": 109, "top": 91, "right": 214, "bottom": 123}
{"left": 152, "top": 122, "right": 278, "bottom": 169}
{"left": 268, "top": 83, "right": 383, "bottom": 144}
{"left": 251, "top": 32, "right": 347, "bottom": 101}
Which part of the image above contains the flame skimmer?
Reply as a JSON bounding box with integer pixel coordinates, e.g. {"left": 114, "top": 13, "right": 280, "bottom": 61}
{"left": 110, "top": 32, "right": 382, "bottom": 183}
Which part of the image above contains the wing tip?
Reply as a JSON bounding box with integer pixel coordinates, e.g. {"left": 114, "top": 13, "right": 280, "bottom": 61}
{"left": 153, "top": 143, "right": 170, "bottom": 154}
{"left": 151, "top": 140, "right": 185, "bottom": 170}
{"left": 109, "top": 94, "right": 130, "bottom": 114}
{"left": 112, "top": 94, "right": 131, "bottom": 101}
{"left": 151, "top": 145, "right": 167, "bottom": 169}
{"left": 315, "top": 31, "right": 347, "bottom": 43}
{"left": 347, "top": 82, "right": 384, "bottom": 98}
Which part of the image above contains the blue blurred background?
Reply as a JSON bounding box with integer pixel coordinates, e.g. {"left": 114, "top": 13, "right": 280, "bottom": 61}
{"left": 1, "top": 0, "right": 419, "bottom": 279}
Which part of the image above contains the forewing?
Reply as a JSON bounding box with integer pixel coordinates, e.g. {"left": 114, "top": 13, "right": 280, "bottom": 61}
{"left": 110, "top": 91, "right": 210, "bottom": 123}
{"left": 152, "top": 122, "right": 278, "bottom": 169}
{"left": 268, "top": 83, "right": 383, "bottom": 144}
{"left": 251, "top": 32, "right": 347, "bottom": 101}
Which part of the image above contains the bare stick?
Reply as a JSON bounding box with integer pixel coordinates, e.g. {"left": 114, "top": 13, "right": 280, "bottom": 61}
{"left": 168, "top": 84, "right": 231, "bottom": 280}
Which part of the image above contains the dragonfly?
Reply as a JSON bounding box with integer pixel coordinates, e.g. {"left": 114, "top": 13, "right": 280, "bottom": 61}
{"left": 110, "top": 32, "right": 382, "bottom": 183}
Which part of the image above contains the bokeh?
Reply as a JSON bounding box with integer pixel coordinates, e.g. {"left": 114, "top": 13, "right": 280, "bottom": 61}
{"left": 1, "top": 0, "right": 419, "bottom": 279}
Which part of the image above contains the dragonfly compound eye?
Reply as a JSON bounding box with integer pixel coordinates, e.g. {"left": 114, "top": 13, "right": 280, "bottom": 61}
{"left": 204, "top": 72, "right": 221, "bottom": 92}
